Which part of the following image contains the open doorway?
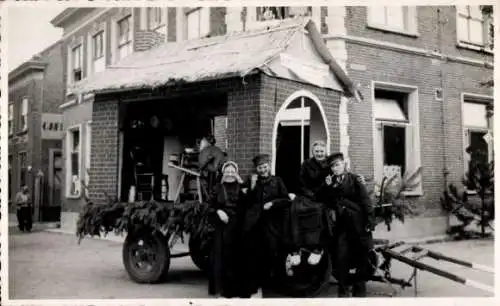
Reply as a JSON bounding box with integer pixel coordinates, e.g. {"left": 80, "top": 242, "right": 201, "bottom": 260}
{"left": 119, "top": 93, "right": 227, "bottom": 202}
{"left": 273, "top": 91, "right": 329, "bottom": 193}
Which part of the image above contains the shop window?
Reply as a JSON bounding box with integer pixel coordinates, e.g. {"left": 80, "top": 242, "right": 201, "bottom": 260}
{"left": 185, "top": 7, "right": 210, "bottom": 40}
{"left": 20, "top": 98, "right": 28, "bottom": 132}
{"left": 457, "top": 5, "right": 493, "bottom": 49}
{"left": 117, "top": 15, "right": 133, "bottom": 61}
{"left": 92, "top": 31, "right": 105, "bottom": 73}
{"left": 66, "top": 125, "right": 82, "bottom": 198}
{"left": 462, "top": 96, "right": 493, "bottom": 176}
{"left": 373, "top": 85, "right": 422, "bottom": 194}
{"left": 367, "top": 6, "right": 418, "bottom": 35}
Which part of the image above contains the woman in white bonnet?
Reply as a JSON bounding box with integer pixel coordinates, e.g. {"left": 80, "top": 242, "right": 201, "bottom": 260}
{"left": 208, "top": 161, "right": 248, "bottom": 298}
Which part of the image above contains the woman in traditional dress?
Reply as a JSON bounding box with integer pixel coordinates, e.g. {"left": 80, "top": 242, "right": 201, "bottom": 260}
{"left": 241, "top": 154, "right": 292, "bottom": 298}
{"left": 208, "top": 161, "right": 247, "bottom": 298}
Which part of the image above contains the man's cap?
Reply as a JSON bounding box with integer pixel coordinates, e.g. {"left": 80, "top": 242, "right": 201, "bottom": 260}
{"left": 327, "top": 152, "right": 344, "bottom": 164}
{"left": 252, "top": 154, "right": 271, "bottom": 166}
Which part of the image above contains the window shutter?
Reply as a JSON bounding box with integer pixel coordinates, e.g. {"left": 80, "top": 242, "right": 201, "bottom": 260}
{"left": 110, "top": 20, "right": 117, "bottom": 64}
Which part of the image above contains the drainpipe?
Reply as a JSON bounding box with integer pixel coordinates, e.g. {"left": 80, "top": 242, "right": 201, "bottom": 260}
{"left": 437, "top": 8, "right": 449, "bottom": 190}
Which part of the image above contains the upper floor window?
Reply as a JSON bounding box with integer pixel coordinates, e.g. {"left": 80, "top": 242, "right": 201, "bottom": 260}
{"left": 257, "top": 6, "right": 312, "bottom": 21}
{"left": 117, "top": 15, "right": 133, "bottom": 60}
{"left": 186, "top": 7, "right": 210, "bottom": 40}
{"left": 92, "top": 31, "right": 105, "bottom": 73}
{"left": 367, "top": 6, "right": 418, "bottom": 36}
{"left": 71, "top": 44, "right": 83, "bottom": 82}
{"left": 148, "top": 7, "right": 164, "bottom": 29}
{"left": 20, "top": 98, "right": 28, "bottom": 132}
{"left": 457, "top": 6, "right": 493, "bottom": 50}
{"left": 8, "top": 103, "right": 13, "bottom": 136}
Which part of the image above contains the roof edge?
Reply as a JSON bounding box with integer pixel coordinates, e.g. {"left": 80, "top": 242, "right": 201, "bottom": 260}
{"left": 305, "top": 20, "right": 363, "bottom": 102}
{"left": 9, "top": 60, "right": 48, "bottom": 82}
{"left": 50, "top": 8, "right": 81, "bottom": 27}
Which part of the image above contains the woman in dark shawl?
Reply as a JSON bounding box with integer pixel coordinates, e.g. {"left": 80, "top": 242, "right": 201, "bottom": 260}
{"left": 208, "top": 161, "right": 247, "bottom": 298}
{"left": 241, "top": 154, "right": 291, "bottom": 298}
{"left": 299, "top": 140, "right": 330, "bottom": 201}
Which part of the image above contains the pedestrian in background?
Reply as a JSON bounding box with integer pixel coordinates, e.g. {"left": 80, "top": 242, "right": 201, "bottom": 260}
{"left": 15, "top": 185, "right": 33, "bottom": 232}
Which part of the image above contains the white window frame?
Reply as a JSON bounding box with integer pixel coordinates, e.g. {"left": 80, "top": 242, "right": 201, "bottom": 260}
{"left": 367, "top": 6, "right": 419, "bottom": 37}
{"left": 85, "top": 121, "right": 92, "bottom": 197}
{"left": 8, "top": 102, "right": 13, "bottom": 136}
{"left": 185, "top": 7, "right": 210, "bottom": 40}
{"left": 66, "top": 124, "right": 83, "bottom": 198}
{"left": 20, "top": 98, "right": 28, "bottom": 132}
{"left": 90, "top": 30, "right": 106, "bottom": 74}
{"left": 246, "top": 6, "right": 318, "bottom": 31}
{"left": 147, "top": 7, "right": 164, "bottom": 30}
{"left": 461, "top": 93, "right": 493, "bottom": 185}
{"left": 71, "top": 44, "right": 83, "bottom": 83}
{"left": 116, "top": 15, "right": 133, "bottom": 62}
{"left": 456, "top": 5, "right": 494, "bottom": 53}
{"left": 372, "top": 81, "right": 422, "bottom": 196}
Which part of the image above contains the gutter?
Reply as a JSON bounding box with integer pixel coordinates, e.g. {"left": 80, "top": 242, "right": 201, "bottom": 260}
{"left": 305, "top": 21, "right": 363, "bottom": 102}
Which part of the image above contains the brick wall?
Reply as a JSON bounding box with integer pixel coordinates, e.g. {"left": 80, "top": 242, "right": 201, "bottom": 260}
{"left": 213, "top": 116, "right": 228, "bottom": 151}
{"left": 135, "top": 30, "right": 166, "bottom": 51}
{"left": 259, "top": 75, "right": 341, "bottom": 158}
{"left": 88, "top": 97, "right": 120, "bottom": 203}
{"left": 38, "top": 42, "right": 65, "bottom": 113}
{"left": 343, "top": 6, "right": 494, "bottom": 216}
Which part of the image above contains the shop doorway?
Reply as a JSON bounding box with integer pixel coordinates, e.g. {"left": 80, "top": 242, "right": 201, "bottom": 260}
{"left": 273, "top": 91, "right": 330, "bottom": 193}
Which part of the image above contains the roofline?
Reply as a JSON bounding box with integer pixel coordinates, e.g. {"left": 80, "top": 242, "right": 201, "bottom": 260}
{"left": 304, "top": 20, "right": 363, "bottom": 102}
{"left": 9, "top": 60, "right": 48, "bottom": 83}
{"left": 50, "top": 8, "right": 81, "bottom": 27}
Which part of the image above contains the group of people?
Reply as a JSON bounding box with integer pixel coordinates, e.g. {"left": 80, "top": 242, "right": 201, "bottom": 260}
{"left": 197, "top": 136, "right": 375, "bottom": 299}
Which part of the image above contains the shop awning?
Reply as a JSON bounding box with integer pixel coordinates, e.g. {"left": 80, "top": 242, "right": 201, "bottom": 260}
{"left": 71, "top": 17, "right": 362, "bottom": 102}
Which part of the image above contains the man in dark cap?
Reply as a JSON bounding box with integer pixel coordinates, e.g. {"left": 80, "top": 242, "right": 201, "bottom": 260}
{"left": 240, "top": 153, "right": 292, "bottom": 298}
{"left": 318, "top": 152, "right": 375, "bottom": 297}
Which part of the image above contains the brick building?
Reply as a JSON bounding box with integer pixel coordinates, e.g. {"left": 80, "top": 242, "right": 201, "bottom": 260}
{"left": 53, "top": 6, "right": 493, "bottom": 239}
{"left": 8, "top": 41, "right": 65, "bottom": 222}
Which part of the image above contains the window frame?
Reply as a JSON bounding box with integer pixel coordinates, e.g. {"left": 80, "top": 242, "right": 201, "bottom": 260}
{"left": 92, "top": 31, "right": 104, "bottom": 60}
{"left": 185, "top": 7, "right": 210, "bottom": 40}
{"left": 148, "top": 7, "right": 164, "bottom": 30}
{"left": 85, "top": 120, "right": 92, "bottom": 197}
{"left": 71, "top": 44, "right": 83, "bottom": 82}
{"left": 366, "top": 6, "right": 419, "bottom": 37}
{"left": 372, "top": 81, "right": 423, "bottom": 196}
{"left": 247, "top": 6, "right": 316, "bottom": 31}
{"left": 20, "top": 97, "right": 29, "bottom": 132}
{"left": 8, "top": 102, "right": 13, "bottom": 136}
{"left": 456, "top": 5, "right": 494, "bottom": 52}
{"left": 116, "top": 15, "right": 133, "bottom": 61}
{"left": 461, "top": 93, "right": 494, "bottom": 192}
{"left": 65, "top": 124, "right": 83, "bottom": 199}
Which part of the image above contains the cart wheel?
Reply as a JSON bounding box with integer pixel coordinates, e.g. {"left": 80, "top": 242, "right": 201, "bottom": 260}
{"left": 123, "top": 231, "right": 171, "bottom": 283}
{"left": 188, "top": 233, "right": 210, "bottom": 272}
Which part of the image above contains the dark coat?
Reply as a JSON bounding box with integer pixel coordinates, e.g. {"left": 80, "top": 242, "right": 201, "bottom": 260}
{"left": 299, "top": 157, "right": 329, "bottom": 200}
{"left": 208, "top": 181, "right": 247, "bottom": 297}
{"left": 240, "top": 175, "right": 290, "bottom": 294}
{"left": 318, "top": 172, "right": 375, "bottom": 284}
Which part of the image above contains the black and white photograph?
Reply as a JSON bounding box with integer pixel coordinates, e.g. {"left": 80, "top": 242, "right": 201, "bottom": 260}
{"left": 0, "top": 1, "right": 496, "bottom": 304}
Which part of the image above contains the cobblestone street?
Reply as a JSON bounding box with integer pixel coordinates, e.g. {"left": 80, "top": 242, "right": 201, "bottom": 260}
{"left": 7, "top": 229, "right": 494, "bottom": 300}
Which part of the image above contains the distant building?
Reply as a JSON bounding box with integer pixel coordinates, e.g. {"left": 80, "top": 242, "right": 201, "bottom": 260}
{"left": 8, "top": 41, "right": 65, "bottom": 222}
{"left": 53, "top": 6, "right": 493, "bottom": 240}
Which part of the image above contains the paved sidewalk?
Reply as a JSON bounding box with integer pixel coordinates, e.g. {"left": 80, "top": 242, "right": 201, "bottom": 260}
{"left": 7, "top": 229, "right": 494, "bottom": 300}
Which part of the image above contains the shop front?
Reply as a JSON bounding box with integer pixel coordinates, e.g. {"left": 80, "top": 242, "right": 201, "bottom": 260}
{"left": 69, "top": 18, "right": 360, "bottom": 205}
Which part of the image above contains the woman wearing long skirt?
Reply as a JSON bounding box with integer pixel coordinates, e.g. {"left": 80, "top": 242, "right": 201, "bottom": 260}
{"left": 208, "top": 161, "right": 247, "bottom": 298}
